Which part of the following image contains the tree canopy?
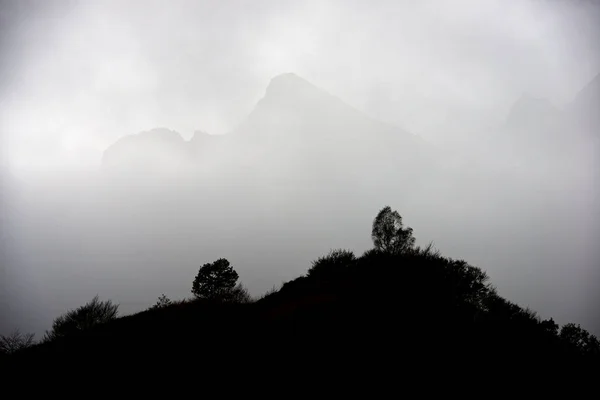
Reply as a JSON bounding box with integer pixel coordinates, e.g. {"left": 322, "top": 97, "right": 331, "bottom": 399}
{"left": 150, "top": 294, "right": 172, "bottom": 310}
{"left": 371, "top": 206, "right": 415, "bottom": 254}
{"left": 192, "top": 258, "right": 239, "bottom": 300}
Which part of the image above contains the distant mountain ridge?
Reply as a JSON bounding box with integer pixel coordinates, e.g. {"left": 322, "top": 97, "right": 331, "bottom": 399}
{"left": 239, "top": 73, "right": 376, "bottom": 136}
{"left": 102, "top": 73, "right": 440, "bottom": 185}
{"left": 483, "top": 72, "right": 599, "bottom": 170}
{"left": 568, "top": 72, "right": 600, "bottom": 137}
{"left": 102, "top": 128, "right": 191, "bottom": 172}
{"left": 102, "top": 71, "right": 599, "bottom": 177}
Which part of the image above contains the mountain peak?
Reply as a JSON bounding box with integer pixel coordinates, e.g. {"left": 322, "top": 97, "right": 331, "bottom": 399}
{"left": 234, "top": 73, "right": 369, "bottom": 137}
{"left": 261, "top": 73, "right": 329, "bottom": 105}
{"left": 247, "top": 73, "right": 360, "bottom": 120}
{"left": 267, "top": 72, "right": 315, "bottom": 89}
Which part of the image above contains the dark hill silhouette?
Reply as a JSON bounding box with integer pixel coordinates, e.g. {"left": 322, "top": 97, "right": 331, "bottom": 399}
{"left": 3, "top": 257, "right": 597, "bottom": 381}
{"left": 4, "top": 213, "right": 598, "bottom": 376}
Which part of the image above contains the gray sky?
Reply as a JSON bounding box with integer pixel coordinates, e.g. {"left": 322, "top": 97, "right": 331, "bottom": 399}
{"left": 1, "top": 0, "right": 599, "bottom": 170}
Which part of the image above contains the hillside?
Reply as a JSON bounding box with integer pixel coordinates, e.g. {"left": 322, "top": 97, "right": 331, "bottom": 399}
{"left": 4, "top": 209, "right": 598, "bottom": 375}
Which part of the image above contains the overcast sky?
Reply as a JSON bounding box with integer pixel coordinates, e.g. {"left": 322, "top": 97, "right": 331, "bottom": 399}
{"left": 1, "top": 0, "right": 599, "bottom": 169}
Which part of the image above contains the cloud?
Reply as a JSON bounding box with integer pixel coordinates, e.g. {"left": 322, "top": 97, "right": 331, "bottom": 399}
{"left": 1, "top": 0, "right": 599, "bottom": 169}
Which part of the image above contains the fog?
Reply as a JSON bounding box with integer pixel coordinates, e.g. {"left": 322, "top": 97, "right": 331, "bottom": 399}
{"left": 1, "top": 0, "right": 599, "bottom": 337}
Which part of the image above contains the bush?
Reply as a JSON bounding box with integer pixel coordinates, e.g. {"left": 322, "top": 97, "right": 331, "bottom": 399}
{"left": 307, "top": 249, "right": 356, "bottom": 278}
{"left": 150, "top": 294, "right": 172, "bottom": 310}
{"left": 44, "top": 295, "right": 119, "bottom": 341}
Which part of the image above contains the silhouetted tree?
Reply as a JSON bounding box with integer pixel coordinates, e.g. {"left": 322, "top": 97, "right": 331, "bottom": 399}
{"left": 0, "top": 330, "right": 35, "bottom": 355}
{"left": 150, "top": 294, "right": 172, "bottom": 310}
{"left": 371, "top": 206, "right": 415, "bottom": 254}
{"left": 540, "top": 318, "right": 559, "bottom": 336}
{"left": 560, "top": 323, "right": 600, "bottom": 355}
{"left": 44, "top": 295, "right": 119, "bottom": 341}
{"left": 192, "top": 258, "right": 239, "bottom": 301}
{"left": 446, "top": 259, "right": 493, "bottom": 308}
{"left": 482, "top": 292, "right": 540, "bottom": 325}
{"left": 307, "top": 249, "right": 356, "bottom": 278}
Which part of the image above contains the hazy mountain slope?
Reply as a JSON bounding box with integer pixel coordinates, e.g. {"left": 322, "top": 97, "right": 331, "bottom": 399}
{"left": 567, "top": 72, "right": 600, "bottom": 141}
{"left": 506, "top": 95, "right": 559, "bottom": 125}
{"left": 484, "top": 73, "right": 599, "bottom": 173}
{"left": 102, "top": 73, "right": 442, "bottom": 187}
{"left": 226, "top": 73, "right": 441, "bottom": 185}
{"left": 102, "top": 128, "right": 193, "bottom": 173}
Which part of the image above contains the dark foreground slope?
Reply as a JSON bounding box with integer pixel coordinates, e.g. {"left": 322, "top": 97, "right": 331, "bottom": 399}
{"left": 5, "top": 248, "right": 598, "bottom": 380}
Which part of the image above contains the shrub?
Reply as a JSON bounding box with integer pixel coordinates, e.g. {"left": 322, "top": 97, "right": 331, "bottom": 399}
{"left": 150, "top": 294, "right": 173, "bottom": 310}
{"left": 44, "top": 295, "right": 119, "bottom": 341}
{"left": 307, "top": 249, "right": 356, "bottom": 278}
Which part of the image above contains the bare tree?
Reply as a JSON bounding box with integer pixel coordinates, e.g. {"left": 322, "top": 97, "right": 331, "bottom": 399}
{"left": 0, "top": 330, "right": 35, "bottom": 355}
